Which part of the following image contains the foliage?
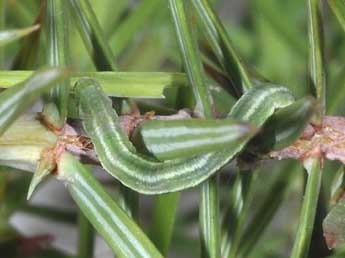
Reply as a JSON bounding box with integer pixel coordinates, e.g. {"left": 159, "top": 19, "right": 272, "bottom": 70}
{"left": 1, "top": 0, "right": 345, "bottom": 258}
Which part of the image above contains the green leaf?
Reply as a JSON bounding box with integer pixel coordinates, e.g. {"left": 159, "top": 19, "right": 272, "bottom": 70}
{"left": 0, "top": 67, "right": 68, "bottom": 136}
{"left": 0, "top": 146, "right": 43, "bottom": 171}
{"left": 199, "top": 176, "right": 220, "bottom": 258}
{"left": 0, "top": 70, "right": 188, "bottom": 98}
{"left": 68, "top": 0, "right": 117, "bottom": 71}
{"left": 0, "top": 113, "right": 57, "bottom": 172}
{"left": 192, "top": 0, "right": 253, "bottom": 97}
{"left": 27, "top": 153, "right": 55, "bottom": 200}
{"left": 168, "top": 0, "right": 213, "bottom": 118}
{"left": 42, "top": 0, "right": 70, "bottom": 129}
{"left": 73, "top": 72, "right": 185, "bottom": 99}
{"left": 138, "top": 118, "right": 256, "bottom": 161}
{"left": 57, "top": 152, "right": 164, "bottom": 258}
{"left": 0, "top": 25, "right": 40, "bottom": 48}
{"left": 0, "top": 113, "right": 57, "bottom": 146}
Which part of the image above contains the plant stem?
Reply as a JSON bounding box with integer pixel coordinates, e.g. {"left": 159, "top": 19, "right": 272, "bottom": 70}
{"left": 290, "top": 158, "right": 323, "bottom": 258}
{"left": 77, "top": 211, "right": 94, "bottom": 258}
{"left": 192, "top": 0, "right": 253, "bottom": 97}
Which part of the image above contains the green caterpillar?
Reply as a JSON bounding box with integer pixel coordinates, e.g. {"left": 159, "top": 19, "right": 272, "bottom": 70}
{"left": 138, "top": 118, "right": 255, "bottom": 161}
{"left": 74, "top": 78, "right": 294, "bottom": 194}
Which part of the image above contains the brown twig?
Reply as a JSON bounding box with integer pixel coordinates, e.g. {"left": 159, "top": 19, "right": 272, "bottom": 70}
{"left": 271, "top": 116, "right": 345, "bottom": 164}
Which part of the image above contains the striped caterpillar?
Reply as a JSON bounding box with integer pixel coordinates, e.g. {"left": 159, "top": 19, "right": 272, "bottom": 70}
{"left": 74, "top": 78, "right": 294, "bottom": 194}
